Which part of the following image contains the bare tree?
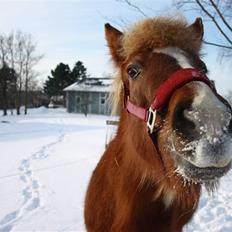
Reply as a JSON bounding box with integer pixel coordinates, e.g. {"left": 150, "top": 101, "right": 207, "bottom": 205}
{"left": 23, "top": 35, "right": 43, "bottom": 114}
{"left": 15, "top": 32, "right": 27, "bottom": 115}
{"left": 116, "top": 0, "right": 148, "bottom": 17}
{"left": 0, "top": 35, "right": 8, "bottom": 66}
{"left": 174, "top": 0, "right": 232, "bottom": 58}
{"left": 7, "top": 33, "right": 17, "bottom": 115}
{"left": 0, "top": 31, "right": 43, "bottom": 115}
{"left": 0, "top": 35, "right": 9, "bottom": 115}
{"left": 1, "top": 31, "right": 26, "bottom": 115}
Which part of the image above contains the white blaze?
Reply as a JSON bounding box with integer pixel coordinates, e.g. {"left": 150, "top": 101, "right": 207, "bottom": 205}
{"left": 153, "top": 47, "right": 193, "bottom": 68}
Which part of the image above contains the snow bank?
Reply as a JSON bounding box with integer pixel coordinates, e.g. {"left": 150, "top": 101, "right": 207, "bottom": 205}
{"left": 0, "top": 108, "right": 231, "bottom": 232}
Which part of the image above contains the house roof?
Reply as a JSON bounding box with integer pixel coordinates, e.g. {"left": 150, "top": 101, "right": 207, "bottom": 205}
{"left": 63, "top": 77, "right": 113, "bottom": 93}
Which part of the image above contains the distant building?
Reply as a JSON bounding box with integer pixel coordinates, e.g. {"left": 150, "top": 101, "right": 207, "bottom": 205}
{"left": 48, "top": 95, "right": 64, "bottom": 108}
{"left": 63, "top": 78, "right": 112, "bottom": 115}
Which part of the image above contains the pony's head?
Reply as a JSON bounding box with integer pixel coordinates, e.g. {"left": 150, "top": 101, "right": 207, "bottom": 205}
{"left": 106, "top": 17, "right": 232, "bottom": 187}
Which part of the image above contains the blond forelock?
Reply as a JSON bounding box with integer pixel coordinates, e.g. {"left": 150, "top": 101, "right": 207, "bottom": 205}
{"left": 121, "top": 17, "right": 202, "bottom": 59}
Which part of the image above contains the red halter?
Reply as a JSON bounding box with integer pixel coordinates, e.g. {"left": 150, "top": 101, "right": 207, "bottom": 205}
{"left": 126, "top": 68, "right": 216, "bottom": 133}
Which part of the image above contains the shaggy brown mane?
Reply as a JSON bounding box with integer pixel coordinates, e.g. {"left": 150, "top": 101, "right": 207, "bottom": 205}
{"left": 121, "top": 17, "right": 202, "bottom": 58}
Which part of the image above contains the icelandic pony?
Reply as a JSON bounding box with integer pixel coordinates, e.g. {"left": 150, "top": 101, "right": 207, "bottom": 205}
{"left": 84, "top": 17, "right": 232, "bottom": 232}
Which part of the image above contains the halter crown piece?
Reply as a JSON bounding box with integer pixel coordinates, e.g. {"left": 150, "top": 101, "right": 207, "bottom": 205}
{"left": 126, "top": 68, "right": 217, "bottom": 133}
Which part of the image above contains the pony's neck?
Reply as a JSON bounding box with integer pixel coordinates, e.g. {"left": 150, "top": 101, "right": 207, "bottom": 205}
{"left": 118, "top": 110, "right": 167, "bottom": 178}
{"left": 117, "top": 109, "right": 201, "bottom": 217}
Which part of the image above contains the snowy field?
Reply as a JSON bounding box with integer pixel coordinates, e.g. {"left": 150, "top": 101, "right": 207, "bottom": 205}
{"left": 0, "top": 107, "right": 232, "bottom": 232}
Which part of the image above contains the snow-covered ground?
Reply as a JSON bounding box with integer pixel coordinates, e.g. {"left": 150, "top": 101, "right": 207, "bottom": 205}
{"left": 0, "top": 107, "right": 232, "bottom": 232}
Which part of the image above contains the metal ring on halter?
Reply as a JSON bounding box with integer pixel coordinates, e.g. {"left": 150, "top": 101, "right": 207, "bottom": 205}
{"left": 147, "top": 107, "right": 157, "bottom": 134}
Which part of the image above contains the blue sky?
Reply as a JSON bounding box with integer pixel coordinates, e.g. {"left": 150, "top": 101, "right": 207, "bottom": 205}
{"left": 0, "top": 0, "right": 231, "bottom": 94}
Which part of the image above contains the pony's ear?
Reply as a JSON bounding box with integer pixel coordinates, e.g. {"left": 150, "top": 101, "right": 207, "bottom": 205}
{"left": 105, "top": 23, "right": 124, "bottom": 66}
{"left": 189, "top": 17, "right": 204, "bottom": 41}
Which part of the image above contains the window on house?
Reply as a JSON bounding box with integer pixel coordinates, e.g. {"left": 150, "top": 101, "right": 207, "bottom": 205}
{"left": 101, "top": 98, "right": 105, "bottom": 104}
{"left": 100, "top": 93, "right": 106, "bottom": 105}
{"left": 77, "top": 96, "right": 81, "bottom": 104}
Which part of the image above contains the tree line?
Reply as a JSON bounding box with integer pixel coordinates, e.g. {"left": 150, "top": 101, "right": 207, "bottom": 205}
{"left": 0, "top": 31, "right": 42, "bottom": 116}
{"left": 0, "top": 30, "right": 88, "bottom": 116}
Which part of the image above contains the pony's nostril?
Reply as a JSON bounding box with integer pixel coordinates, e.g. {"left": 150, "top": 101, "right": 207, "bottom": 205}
{"left": 180, "top": 109, "right": 196, "bottom": 129}
{"left": 228, "top": 119, "right": 232, "bottom": 133}
{"left": 173, "top": 103, "right": 196, "bottom": 137}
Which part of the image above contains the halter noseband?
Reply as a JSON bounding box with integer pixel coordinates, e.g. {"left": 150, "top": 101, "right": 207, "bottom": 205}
{"left": 126, "top": 68, "right": 216, "bottom": 133}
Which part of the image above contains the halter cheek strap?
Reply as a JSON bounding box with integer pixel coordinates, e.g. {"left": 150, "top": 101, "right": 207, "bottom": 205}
{"left": 126, "top": 68, "right": 216, "bottom": 133}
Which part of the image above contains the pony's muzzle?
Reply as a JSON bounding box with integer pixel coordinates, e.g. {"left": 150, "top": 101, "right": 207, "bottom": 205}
{"left": 177, "top": 82, "right": 232, "bottom": 169}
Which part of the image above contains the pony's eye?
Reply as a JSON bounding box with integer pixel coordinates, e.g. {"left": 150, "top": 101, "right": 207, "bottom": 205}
{"left": 127, "top": 65, "right": 141, "bottom": 79}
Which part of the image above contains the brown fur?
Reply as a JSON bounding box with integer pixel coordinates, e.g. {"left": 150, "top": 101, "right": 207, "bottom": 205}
{"left": 84, "top": 17, "right": 204, "bottom": 232}
{"left": 121, "top": 17, "right": 203, "bottom": 59}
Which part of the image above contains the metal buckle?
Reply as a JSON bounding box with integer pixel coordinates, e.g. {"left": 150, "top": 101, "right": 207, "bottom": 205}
{"left": 147, "top": 107, "right": 157, "bottom": 134}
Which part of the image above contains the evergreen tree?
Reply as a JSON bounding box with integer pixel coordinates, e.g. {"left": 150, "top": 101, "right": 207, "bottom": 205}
{"left": 71, "top": 61, "right": 87, "bottom": 82}
{"left": 0, "top": 63, "right": 17, "bottom": 115}
{"left": 44, "top": 63, "right": 71, "bottom": 97}
{"left": 44, "top": 61, "right": 88, "bottom": 97}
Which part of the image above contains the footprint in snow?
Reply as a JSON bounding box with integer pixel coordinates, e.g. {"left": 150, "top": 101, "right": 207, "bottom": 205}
{"left": 22, "top": 187, "right": 32, "bottom": 203}
{"left": 26, "top": 170, "right": 32, "bottom": 176}
{"left": 0, "top": 224, "right": 14, "bottom": 232}
{"left": 32, "top": 180, "right": 39, "bottom": 189}
{"left": 21, "top": 159, "right": 30, "bottom": 167}
{"left": 19, "top": 175, "right": 26, "bottom": 183}
{"left": 26, "top": 197, "right": 40, "bottom": 211}
{"left": 0, "top": 210, "right": 18, "bottom": 225}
